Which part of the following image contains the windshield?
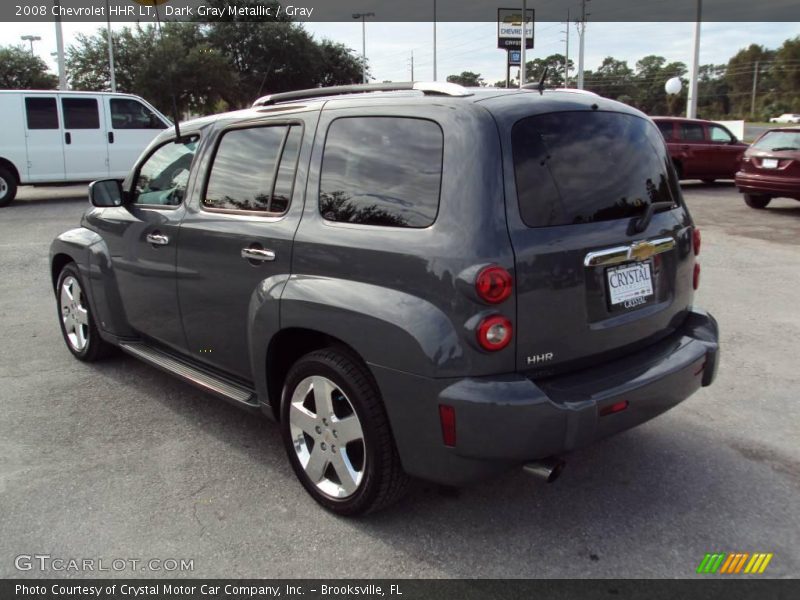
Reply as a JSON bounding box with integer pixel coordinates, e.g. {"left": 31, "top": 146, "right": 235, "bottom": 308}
{"left": 512, "top": 111, "right": 679, "bottom": 228}
{"left": 753, "top": 130, "right": 800, "bottom": 151}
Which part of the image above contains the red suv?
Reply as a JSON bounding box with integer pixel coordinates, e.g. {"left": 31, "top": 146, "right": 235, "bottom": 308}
{"left": 735, "top": 127, "right": 800, "bottom": 209}
{"left": 653, "top": 117, "right": 748, "bottom": 182}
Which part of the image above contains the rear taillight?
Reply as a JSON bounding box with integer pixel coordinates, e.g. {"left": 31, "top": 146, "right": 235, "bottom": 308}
{"left": 692, "top": 228, "right": 701, "bottom": 256}
{"left": 439, "top": 405, "right": 456, "bottom": 447}
{"left": 693, "top": 263, "right": 701, "bottom": 290}
{"left": 475, "top": 266, "right": 513, "bottom": 304}
{"left": 477, "top": 315, "right": 513, "bottom": 351}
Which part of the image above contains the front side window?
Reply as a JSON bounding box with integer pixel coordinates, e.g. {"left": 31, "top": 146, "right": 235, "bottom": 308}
{"left": 25, "top": 97, "right": 59, "bottom": 130}
{"left": 62, "top": 98, "right": 99, "bottom": 129}
{"left": 512, "top": 111, "right": 678, "bottom": 227}
{"left": 133, "top": 137, "right": 198, "bottom": 206}
{"left": 110, "top": 98, "right": 165, "bottom": 130}
{"left": 709, "top": 125, "right": 733, "bottom": 143}
{"left": 319, "top": 117, "right": 443, "bottom": 228}
{"left": 203, "top": 125, "right": 299, "bottom": 213}
{"left": 678, "top": 122, "right": 704, "bottom": 142}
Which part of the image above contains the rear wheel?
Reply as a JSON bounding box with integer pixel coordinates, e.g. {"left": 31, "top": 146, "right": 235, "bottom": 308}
{"left": 744, "top": 194, "right": 771, "bottom": 209}
{"left": 0, "top": 166, "right": 18, "bottom": 207}
{"left": 702, "top": 178, "right": 715, "bottom": 184}
{"left": 280, "top": 348, "right": 408, "bottom": 515}
{"left": 56, "top": 264, "right": 114, "bottom": 361}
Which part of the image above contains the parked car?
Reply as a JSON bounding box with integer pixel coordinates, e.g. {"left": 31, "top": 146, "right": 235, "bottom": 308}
{"left": 49, "top": 82, "right": 719, "bottom": 515}
{"left": 0, "top": 90, "right": 170, "bottom": 207}
{"left": 652, "top": 116, "right": 747, "bottom": 182}
{"left": 735, "top": 127, "right": 800, "bottom": 208}
{"left": 769, "top": 113, "right": 800, "bottom": 124}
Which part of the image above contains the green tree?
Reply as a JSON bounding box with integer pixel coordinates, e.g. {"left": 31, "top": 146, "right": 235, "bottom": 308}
{"left": 524, "top": 53, "right": 573, "bottom": 87}
{"left": 446, "top": 71, "right": 484, "bottom": 86}
{"left": 725, "top": 44, "right": 775, "bottom": 117}
{"left": 0, "top": 45, "right": 58, "bottom": 89}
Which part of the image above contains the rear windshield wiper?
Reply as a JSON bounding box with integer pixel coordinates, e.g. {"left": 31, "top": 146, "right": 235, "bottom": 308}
{"left": 769, "top": 147, "right": 798, "bottom": 151}
{"left": 630, "top": 201, "right": 674, "bottom": 234}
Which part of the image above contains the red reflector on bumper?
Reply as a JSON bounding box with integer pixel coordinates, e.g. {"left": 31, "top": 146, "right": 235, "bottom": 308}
{"left": 599, "top": 400, "right": 629, "bottom": 417}
{"left": 439, "top": 404, "right": 456, "bottom": 447}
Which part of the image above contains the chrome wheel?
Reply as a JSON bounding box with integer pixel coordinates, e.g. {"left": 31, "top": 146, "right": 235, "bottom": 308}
{"left": 60, "top": 276, "right": 89, "bottom": 352}
{"left": 288, "top": 375, "right": 366, "bottom": 499}
{"left": 0, "top": 176, "right": 8, "bottom": 200}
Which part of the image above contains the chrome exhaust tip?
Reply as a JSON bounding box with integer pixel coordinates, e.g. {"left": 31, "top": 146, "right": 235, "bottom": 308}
{"left": 523, "top": 457, "right": 565, "bottom": 483}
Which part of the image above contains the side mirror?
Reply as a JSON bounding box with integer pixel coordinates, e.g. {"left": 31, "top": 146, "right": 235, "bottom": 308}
{"left": 88, "top": 179, "right": 124, "bottom": 207}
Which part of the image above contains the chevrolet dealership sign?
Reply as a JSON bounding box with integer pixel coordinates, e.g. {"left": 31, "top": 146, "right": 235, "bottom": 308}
{"left": 497, "top": 7, "right": 534, "bottom": 49}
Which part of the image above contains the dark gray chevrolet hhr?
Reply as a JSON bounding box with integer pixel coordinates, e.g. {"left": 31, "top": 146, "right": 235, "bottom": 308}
{"left": 50, "top": 82, "right": 719, "bottom": 515}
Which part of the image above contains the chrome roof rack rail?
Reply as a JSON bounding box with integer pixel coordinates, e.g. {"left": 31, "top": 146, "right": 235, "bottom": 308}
{"left": 253, "top": 81, "right": 472, "bottom": 107}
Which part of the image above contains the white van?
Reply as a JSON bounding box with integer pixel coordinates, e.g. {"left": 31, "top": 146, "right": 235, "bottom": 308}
{"left": 0, "top": 90, "right": 171, "bottom": 206}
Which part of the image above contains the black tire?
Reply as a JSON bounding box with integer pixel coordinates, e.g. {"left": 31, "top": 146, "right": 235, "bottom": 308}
{"left": 55, "top": 264, "right": 115, "bottom": 362}
{"left": 744, "top": 194, "right": 771, "bottom": 209}
{"left": 673, "top": 161, "right": 683, "bottom": 180}
{"left": 280, "top": 348, "right": 409, "bottom": 516}
{"left": 702, "top": 178, "right": 715, "bottom": 184}
{"left": 0, "top": 165, "right": 18, "bottom": 207}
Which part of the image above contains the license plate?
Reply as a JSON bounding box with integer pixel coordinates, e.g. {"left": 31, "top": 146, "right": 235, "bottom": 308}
{"left": 761, "top": 158, "right": 779, "bottom": 169}
{"left": 607, "top": 261, "right": 654, "bottom": 307}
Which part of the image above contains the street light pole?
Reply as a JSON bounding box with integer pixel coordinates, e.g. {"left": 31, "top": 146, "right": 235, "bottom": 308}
{"left": 433, "top": 0, "right": 437, "bottom": 81}
{"left": 352, "top": 12, "right": 375, "bottom": 84}
{"left": 577, "top": 0, "right": 589, "bottom": 89}
{"left": 106, "top": 0, "right": 116, "bottom": 92}
{"left": 686, "top": 0, "right": 702, "bottom": 119}
{"left": 20, "top": 35, "right": 41, "bottom": 55}
{"left": 53, "top": 0, "right": 67, "bottom": 90}
{"left": 519, "top": 0, "right": 526, "bottom": 87}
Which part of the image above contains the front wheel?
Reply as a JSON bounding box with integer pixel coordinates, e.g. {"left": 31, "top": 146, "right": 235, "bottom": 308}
{"left": 56, "top": 264, "right": 114, "bottom": 361}
{"left": 0, "top": 166, "right": 18, "bottom": 207}
{"left": 280, "top": 349, "right": 408, "bottom": 515}
{"left": 744, "top": 194, "right": 771, "bottom": 209}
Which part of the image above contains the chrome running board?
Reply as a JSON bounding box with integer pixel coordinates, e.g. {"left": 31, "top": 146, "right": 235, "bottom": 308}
{"left": 120, "top": 342, "right": 258, "bottom": 409}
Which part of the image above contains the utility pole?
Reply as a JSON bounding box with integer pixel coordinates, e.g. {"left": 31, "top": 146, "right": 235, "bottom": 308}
{"left": 352, "top": 12, "right": 375, "bottom": 84}
{"left": 577, "top": 0, "right": 589, "bottom": 89}
{"left": 54, "top": 0, "right": 67, "bottom": 90}
{"left": 686, "top": 0, "right": 702, "bottom": 118}
{"left": 519, "top": 0, "right": 527, "bottom": 87}
{"left": 562, "top": 9, "right": 570, "bottom": 88}
{"left": 410, "top": 51, "right": 415, "bottom": 81}
{"left": 20, "top": 35, "right": 41, "bottom": 55}
{"left": 106, "top": 0, "right": 116, "bottom": 92}
{"left": 750, "top": 60, "right": 759, "bottom": 117}
{"left": 433, "top": 0, "right": 437, "bottom": 81}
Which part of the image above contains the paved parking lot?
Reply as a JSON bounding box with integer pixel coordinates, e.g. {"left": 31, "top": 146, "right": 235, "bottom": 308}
{"left": 1, "top": 183, "right": 798, "bottom": 578}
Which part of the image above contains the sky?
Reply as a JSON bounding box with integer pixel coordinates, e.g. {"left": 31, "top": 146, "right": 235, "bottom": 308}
{"left": 1, "top": 20, "right": 797, "bottom": 86}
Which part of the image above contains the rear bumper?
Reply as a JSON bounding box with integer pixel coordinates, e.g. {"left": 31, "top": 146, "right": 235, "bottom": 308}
{"left": 374, "top": 309, "right": 719, "bottom": 486}
{"left": 735, "top": 172, "right": 800, "bottom": 198}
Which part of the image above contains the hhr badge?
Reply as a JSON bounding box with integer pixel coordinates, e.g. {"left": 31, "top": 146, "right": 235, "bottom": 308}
{"left": 527, "top": 352, "right": 554, "bottom": 365}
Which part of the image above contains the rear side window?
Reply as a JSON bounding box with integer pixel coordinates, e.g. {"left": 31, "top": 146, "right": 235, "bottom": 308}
{"left": 110, "top": 98, "right": 165, "bottom": 130}
{"left": 204, "top": 125, "right": 301, "bottom": 214}
{"left": 62, "top": 98, "right": 100, "bottom": 129}
{"left": 656, "top": 121, "right": 674, "bottom": 140}
{"left": 319, "top": 117, "right": 443, "bottom": 228}
{"left": 512, "top": 111, "right": 678, "bottom": 228}
{"left": 678, "top": 122, "right": 704, "bottom": 141}
{"left": 25, "top": 97, "right": 59, "bottom": 129}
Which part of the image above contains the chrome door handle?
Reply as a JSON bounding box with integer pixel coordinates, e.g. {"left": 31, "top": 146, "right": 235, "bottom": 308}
{"left": 146, "top": 233, "right": 169, "bottom": 246}
{"left": 241, "top": 247, "right": 276, "bottom": 262}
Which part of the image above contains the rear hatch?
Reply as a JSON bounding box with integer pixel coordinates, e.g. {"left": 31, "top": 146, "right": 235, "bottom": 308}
{"left": 506, "top": 109, "right": 696, "bottom": 376}
{"left": 741, "top": 129, "right": 800, "bottom": 177}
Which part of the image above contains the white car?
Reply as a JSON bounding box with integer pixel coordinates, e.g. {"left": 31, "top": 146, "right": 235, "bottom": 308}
{"left": 769, "top": 113, "right": 800, "bottom": 124}
{"left": 0, "top": 90, "right": 170, "bottom": 207}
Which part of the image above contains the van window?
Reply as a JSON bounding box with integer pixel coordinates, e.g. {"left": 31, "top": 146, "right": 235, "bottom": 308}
{"left": 25, "top": 97, "right": 59, "bottom": 130}
{"left": 319, "top": 117, "right": 443, "bottom": 228}
{"left": 62, "top": 98, "right": 100, "bottom": 129}
{"left": 709, "top": 125, "right": 733, "bottom": 143}
{"left": 512, "top": 111, "right": 678, "bottom": 227}
{"left": 133, "top": 137, "right": 198, "bottom": 206}
{"left": 678, "top": 122, "right": 704, "bottom": 141}
{"left": 110, "top": 98, "right": 165, "bottom": 130}
{"left": 203, "top": 126, "right": 289, "bottom": 213}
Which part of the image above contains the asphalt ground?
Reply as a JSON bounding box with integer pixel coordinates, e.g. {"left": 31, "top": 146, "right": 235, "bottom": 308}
{"left": 0, "top": 182, "right": 798, "bottom": 579}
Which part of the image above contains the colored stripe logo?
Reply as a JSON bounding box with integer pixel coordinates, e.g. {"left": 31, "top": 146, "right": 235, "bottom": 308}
{"left": 697, "top": 553, "right": 773, "bottom": 574}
